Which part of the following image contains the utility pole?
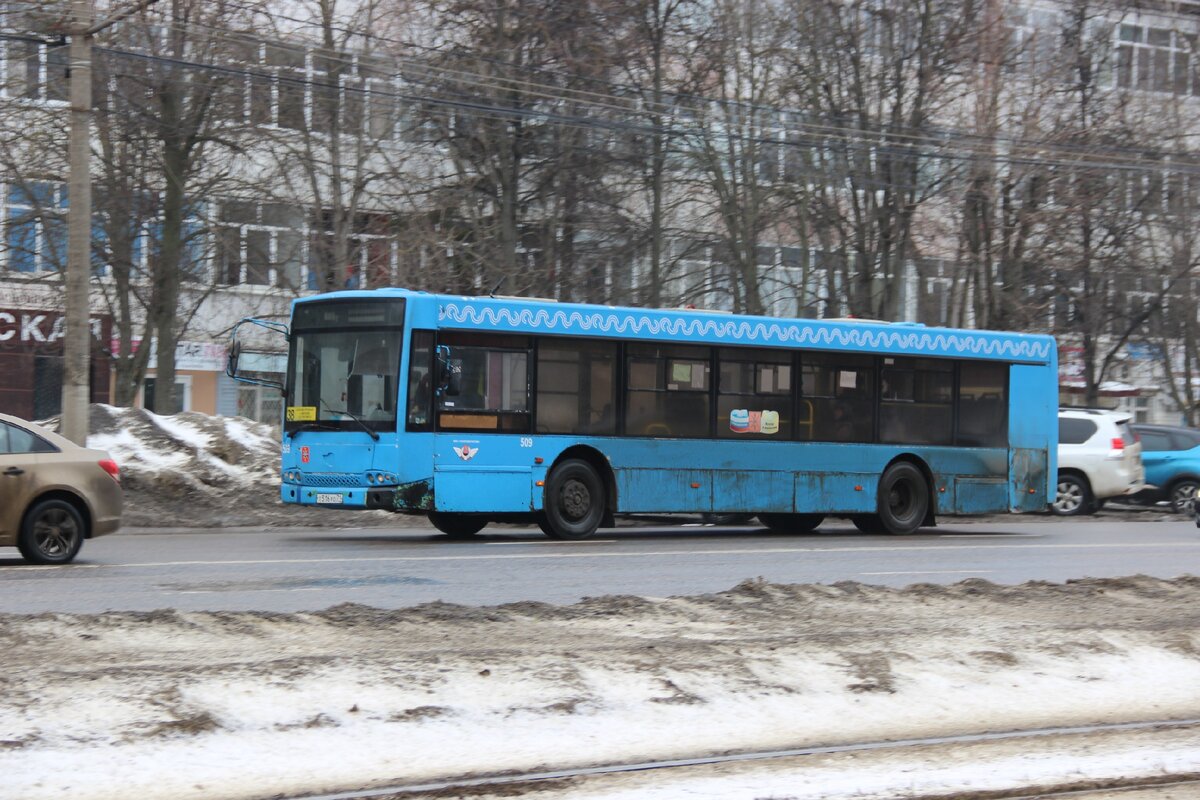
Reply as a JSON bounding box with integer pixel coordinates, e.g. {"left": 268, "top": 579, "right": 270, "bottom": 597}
{"left": 61, "top": 0, "right": 159, "bottom": 445}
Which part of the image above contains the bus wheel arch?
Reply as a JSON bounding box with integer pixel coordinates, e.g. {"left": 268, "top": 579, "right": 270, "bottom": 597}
{"left": 873, "top": 460, "right": 936, "bottom": 534}
{"left": 541, "top": 447, "right": 615, "bottom": 539}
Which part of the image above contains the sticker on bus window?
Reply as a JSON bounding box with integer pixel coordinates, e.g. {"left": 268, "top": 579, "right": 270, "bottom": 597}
{"left": 838, "top": 370, "right": 857, "bottom": 389}
{"left": 286, "top": 406, "right": 317, "bottom": 422}
{"left": 729, "top": 409, "right": 780, "bottom": 435}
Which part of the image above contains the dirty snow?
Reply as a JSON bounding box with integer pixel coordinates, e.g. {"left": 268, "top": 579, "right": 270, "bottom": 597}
{"left": 41, "top": 405, "right": 402, "bottom": 528}
{"left": 1, "top": 577, "right": 1198, "bottom": 799}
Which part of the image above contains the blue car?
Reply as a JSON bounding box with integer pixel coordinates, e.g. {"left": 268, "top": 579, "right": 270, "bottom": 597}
{"left": 1130, "top": 424, "right": 1200, "bottom": 514}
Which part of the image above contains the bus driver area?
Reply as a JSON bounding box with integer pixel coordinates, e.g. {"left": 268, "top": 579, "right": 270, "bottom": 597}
{"left": 231, "top": 289, "right": 1057, "bottom": 540}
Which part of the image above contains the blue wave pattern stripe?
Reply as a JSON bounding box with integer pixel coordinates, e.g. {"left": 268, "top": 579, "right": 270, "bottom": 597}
{"left": 438, "top": 302, "right": 1052, "bottom": 361}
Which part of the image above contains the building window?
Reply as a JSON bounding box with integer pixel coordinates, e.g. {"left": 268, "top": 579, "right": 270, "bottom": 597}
{"left": 4, "top": 181, "right": 66, "bottom": 273}
{"left": 215, "top": 200, "right": 306, "bottom": 288}
{"left": 1, "top": 38, "right": 68, "bottom": 101}
{"left": 1116, "top": 24, "right": 1195, "bottom": 95}
{"left": 142, "top": 375, "right": 192, "bottom": 413}
{"left": 237, "top": 383, "right": 283, "bottom": 424}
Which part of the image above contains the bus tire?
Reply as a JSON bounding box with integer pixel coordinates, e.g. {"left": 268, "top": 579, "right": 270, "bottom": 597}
{"left": 542, "top": 459, "right": 605, "bottom": 540}
{"left": 428, "top": 512, "right": 487, "bottom": 538}
{"left": 758, "top": 513, "right": 824, "bottom": 533}
{"left": 875, "top": 462, "right": 929, "bottom": 535}
{"left": 851, "top": 514, "right": 885, "bottom": 534}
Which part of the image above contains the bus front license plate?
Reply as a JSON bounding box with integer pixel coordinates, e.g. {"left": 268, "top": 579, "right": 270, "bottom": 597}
{"left": 316, "top": 493, "right": 343, "bottom": 504}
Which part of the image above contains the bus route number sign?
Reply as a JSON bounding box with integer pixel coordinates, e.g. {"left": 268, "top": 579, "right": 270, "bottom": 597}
{"left": 287, "top": 406, "right": 317, "bottom": 422}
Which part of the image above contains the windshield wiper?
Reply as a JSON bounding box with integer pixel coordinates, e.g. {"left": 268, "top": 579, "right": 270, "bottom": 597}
{"left": 287, "top": 422, "right": 340, "bottom": 437}
{"left": 320, "top": 399, "right": 381, "bottom": 441}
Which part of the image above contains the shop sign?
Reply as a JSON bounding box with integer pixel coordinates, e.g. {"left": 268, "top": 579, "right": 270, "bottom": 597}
{"left": 0, "top": 310, "right": 105, "bottom": 343}
{"left": 112, "top": 337, "right": 228, "bottom": 372}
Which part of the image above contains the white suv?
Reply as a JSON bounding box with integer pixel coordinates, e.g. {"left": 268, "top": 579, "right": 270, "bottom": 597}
{"left": 1053, "top": 408, "right": 1146, "bottom": 516}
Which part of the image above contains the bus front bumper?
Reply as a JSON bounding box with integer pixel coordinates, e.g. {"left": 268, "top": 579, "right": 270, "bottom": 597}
{"left": 281, "top": 484, "right": 399, "bottom": 511}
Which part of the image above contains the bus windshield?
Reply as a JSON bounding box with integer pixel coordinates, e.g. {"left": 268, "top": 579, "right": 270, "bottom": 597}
{"left": 285, "top": 300, "right": 404, "bottom": 433}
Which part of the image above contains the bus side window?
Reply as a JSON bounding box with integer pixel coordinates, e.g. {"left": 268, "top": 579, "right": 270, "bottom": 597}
{"left": 536, "top": 339, "right": 617, "bottom": 435}
{"left": 406, "top": 331, "right": 435, "bottom": 430}
{"left": 800, "top": 353, "right": 875, "bottom": 443}
{"left": 433, "top": 332, "right": 532, "bottom": 432}
{"left": 625, "top": 343, "right": 710, "bottom": 438}
{"left": 957, "top": 361, "right": 1008, "bottom": 447}
{"left": 879, "top": 357, "right": 953, "bottom": 445}
{"left": 716, "top": 347, "right": 792, "bottom": 439}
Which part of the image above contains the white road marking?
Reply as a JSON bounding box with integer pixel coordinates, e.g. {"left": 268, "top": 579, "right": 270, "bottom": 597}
{"left": 0, "top": 563, "right": 101, "bottom": 571}
{"left": 485, "top": 540, "right": 617, "bottom": 546}
{"left": 176, "top": 587, "right": 327, "bottom": 595}
{"left": 860, "top": 570, "right": 996, "bottom": 576}
{"left": 937, "top": 533, "right": 1041, "bottom": 539}
{"left": 0, "top": 540, "right": 1193, "bottom": 572}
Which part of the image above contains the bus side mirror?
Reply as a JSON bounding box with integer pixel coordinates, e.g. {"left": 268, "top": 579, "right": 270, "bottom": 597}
{"left": 226, "top": 340, "right": 241, "bottom": 379}
{"left": 227, "top": 317, "right": 288, "bottom": 392}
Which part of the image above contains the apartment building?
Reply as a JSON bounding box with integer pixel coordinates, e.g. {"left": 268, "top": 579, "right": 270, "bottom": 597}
{"left": 0, "top": 1, "right": 1198, "bottom": 424}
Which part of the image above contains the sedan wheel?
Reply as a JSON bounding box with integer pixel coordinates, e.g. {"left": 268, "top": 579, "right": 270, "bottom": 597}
{"left": 18, "top": 499, "right": 85, "bottom": 565}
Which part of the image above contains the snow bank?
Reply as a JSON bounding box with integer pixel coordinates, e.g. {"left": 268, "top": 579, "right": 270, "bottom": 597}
{"left": 81, "top": 404, "right": 280, "bottom": 498}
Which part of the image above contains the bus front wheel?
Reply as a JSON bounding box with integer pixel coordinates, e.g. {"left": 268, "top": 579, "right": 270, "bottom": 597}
{"left": 428, "top": 512, "right": 487, "bottom": 538}
{"left": 542, "top": 459, "right": 606, "bottom": 540}
{"left": 758, "top": 513, "right": 825, "bottom": 534}
{"left": 874, "top": 462, "right": 929, "bottom": 535}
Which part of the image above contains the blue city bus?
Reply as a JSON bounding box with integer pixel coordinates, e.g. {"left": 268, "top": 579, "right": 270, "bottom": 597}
{"left": 228, "top": 289, "right": 1057, "bottom": 539}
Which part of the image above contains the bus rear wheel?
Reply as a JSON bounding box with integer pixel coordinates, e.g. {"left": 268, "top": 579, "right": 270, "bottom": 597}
{"left": 542, "top": 459, "right": 605, "bottom": 540}
{"left": 758, "top": 513, "right": 825, "bottom": 534}
{"left": 428, "top": 512, "right": 487, "bottom": 538}
{"left": 874, "top": 462, "right": 929, "bottom": 535}
{"left": 851, "top": 514, "right": 885, "bottom": 534}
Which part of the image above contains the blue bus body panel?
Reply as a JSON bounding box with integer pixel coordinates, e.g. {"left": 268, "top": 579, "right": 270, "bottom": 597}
{"left": 1009, "top": 361, "right": 1058, "bottom": 511}
{"left": 416, "top": 434, "right": 1013, "bottom": 516}
{"left": 435, "top": 296, "right": 1053, "bottom": 363}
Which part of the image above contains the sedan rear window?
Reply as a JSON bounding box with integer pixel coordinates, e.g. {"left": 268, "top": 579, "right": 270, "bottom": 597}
{"left": 1059, "top": 418, "right": 1097, "bottom": 445}
{"left": 0, "top": 422, "right": 58, "bottom": 454}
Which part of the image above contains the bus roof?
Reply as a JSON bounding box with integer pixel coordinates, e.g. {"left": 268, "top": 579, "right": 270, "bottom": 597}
{"left": 294, "top": 289, "right": 1056, "bottom": 365}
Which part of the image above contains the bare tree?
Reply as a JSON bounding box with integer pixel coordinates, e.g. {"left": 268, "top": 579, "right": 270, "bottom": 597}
{"left": 778, "top": 0, "right": 980, "bottom": 320}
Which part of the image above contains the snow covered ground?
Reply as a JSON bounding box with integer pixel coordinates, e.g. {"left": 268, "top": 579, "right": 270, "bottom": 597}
{"left": 2, "top": 576, "right": 1198, "bottom": 799}
{"left": 8, "top": 407, "right": 1195, "bottom": 798}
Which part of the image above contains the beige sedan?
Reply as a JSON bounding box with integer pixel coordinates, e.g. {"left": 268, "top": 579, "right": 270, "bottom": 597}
{"left": 0, "top": 412, "right": 122, "bottom": 564}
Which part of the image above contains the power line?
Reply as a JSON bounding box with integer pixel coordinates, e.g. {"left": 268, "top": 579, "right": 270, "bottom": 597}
{"left": 79, "top": 5, "right": 1200, "bottom": 169}
{"left": 86, "top": 42, "right": 1200, "bottom": 184}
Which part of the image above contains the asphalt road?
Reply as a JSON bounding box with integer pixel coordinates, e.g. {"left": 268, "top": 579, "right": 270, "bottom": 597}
{"left": 0, "top": 518, "right": 1197, "bottom": 613}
